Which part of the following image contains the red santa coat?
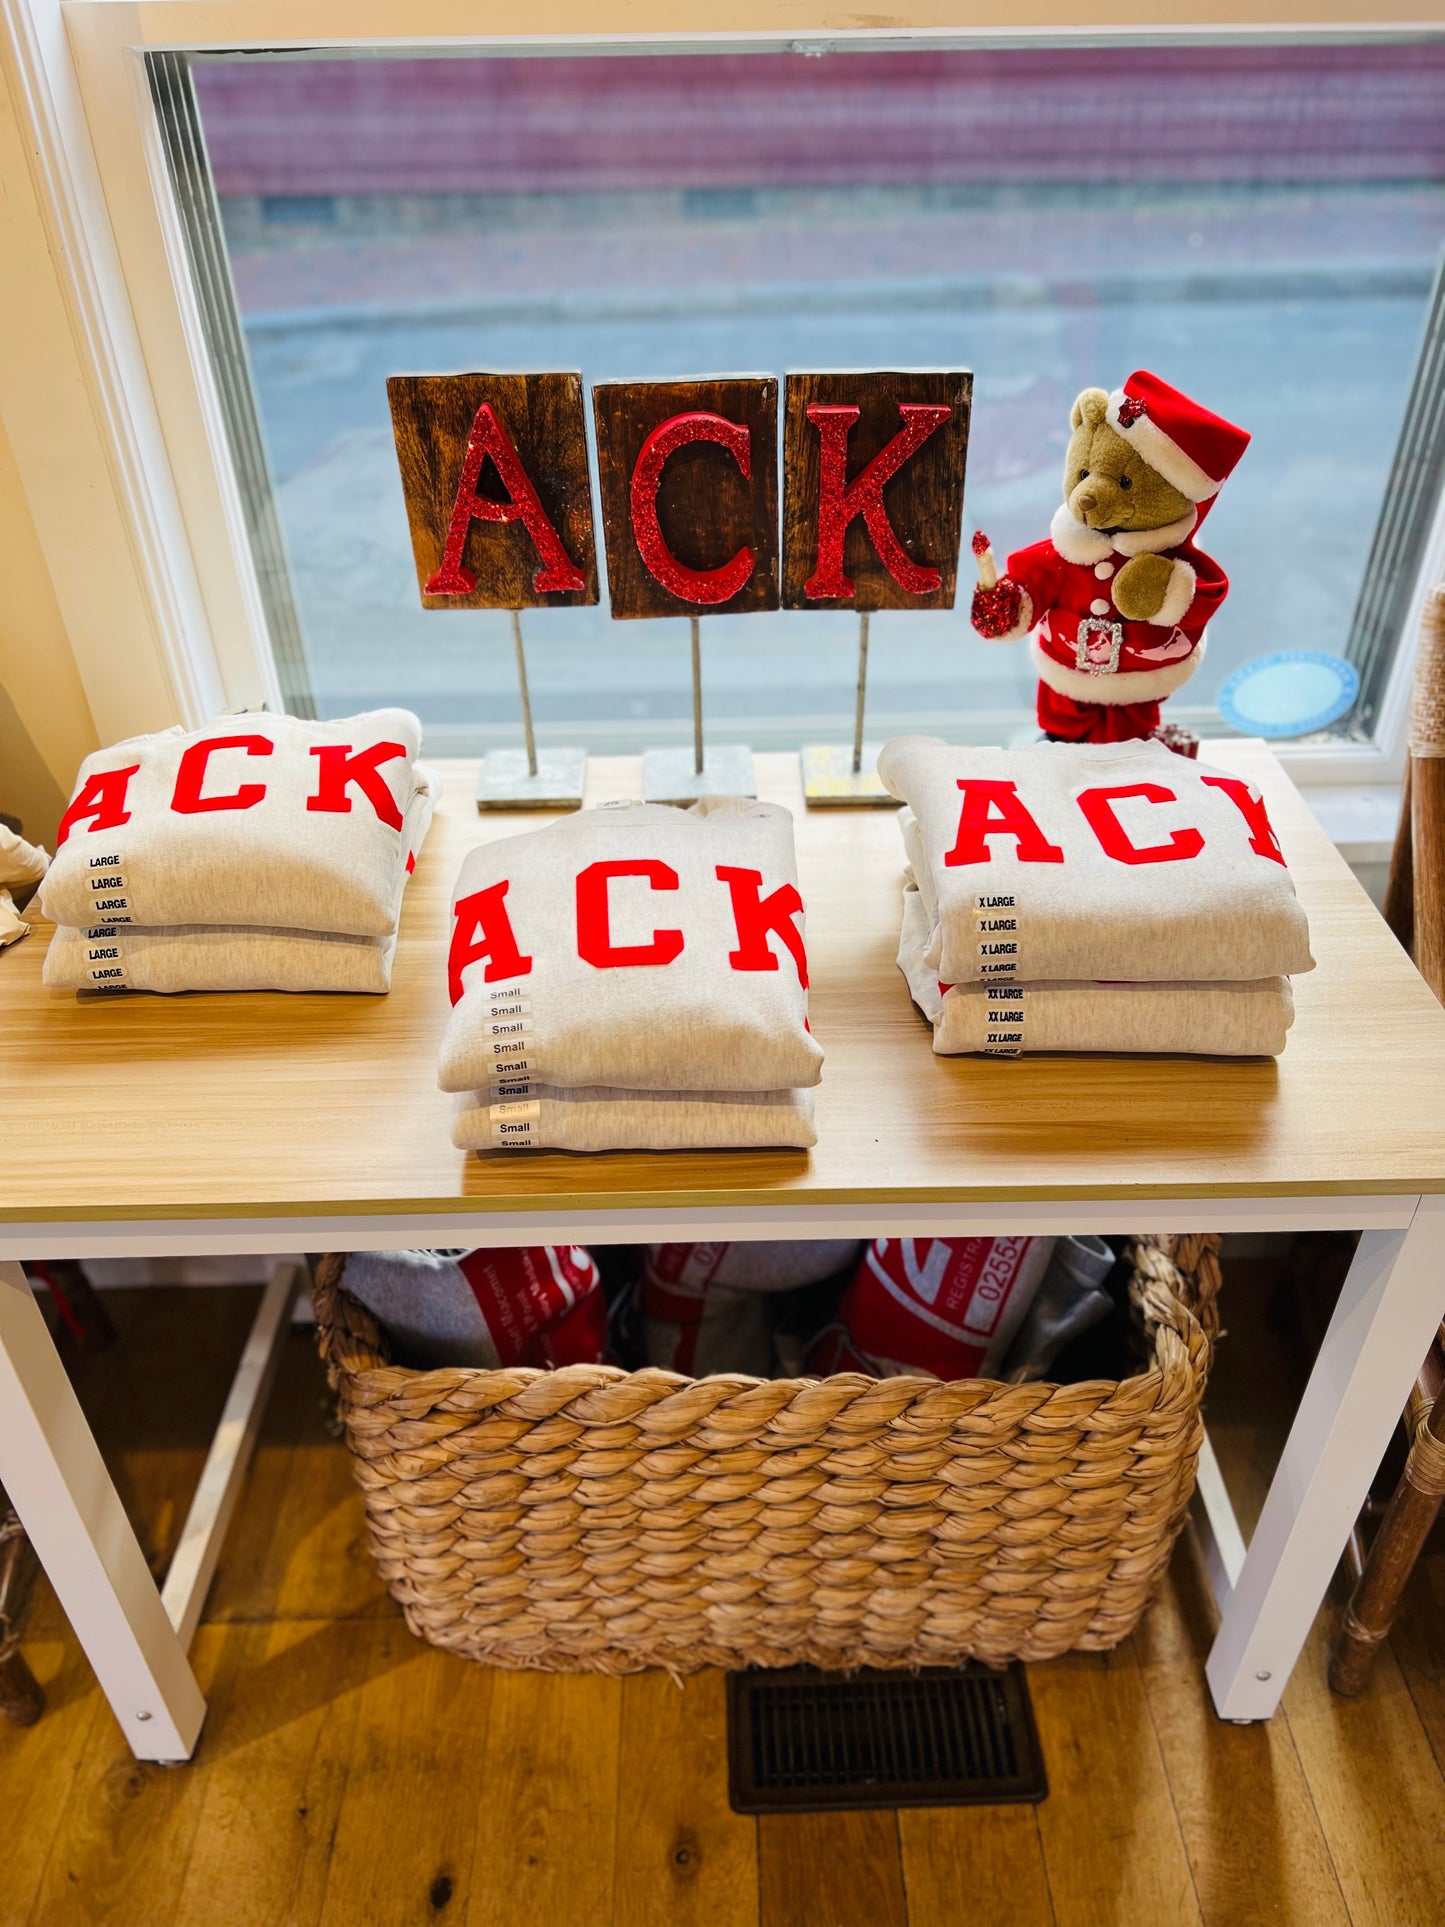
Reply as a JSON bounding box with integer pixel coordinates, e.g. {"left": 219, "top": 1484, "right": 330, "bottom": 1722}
{"left": 999, "top": 503, "right": 1229, "bottom": 742}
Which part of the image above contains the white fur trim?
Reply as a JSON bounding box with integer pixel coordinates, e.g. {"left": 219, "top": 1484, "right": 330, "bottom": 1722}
{"left": 1050, "top": 503, "right": 1197, "bottom": 564}
{"left": 1113, "top": 510, "right": 1197, "bottom": 555}
{"left": 1107, "top": 389, "right": 1218, "bottom": 502}
{"left": 1050, "top": 504, "right": 1112, "bottom": 564}
{"left": 1152, "top": 559, "right": 1197, "bottom": 628}
{"left": 1031, "top": 632, "right": 1206, "bottom": 706}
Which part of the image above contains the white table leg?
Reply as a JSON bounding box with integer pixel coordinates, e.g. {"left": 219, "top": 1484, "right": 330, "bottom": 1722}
{"left": 161, "top": 1261, "right": 300, "bottom": 1647}
{"left": 0, "top": 1260, "right": 205, "bottom": 1761}
{"left": 1206, "top": 1195, "right": 1445, "bottom": 1720}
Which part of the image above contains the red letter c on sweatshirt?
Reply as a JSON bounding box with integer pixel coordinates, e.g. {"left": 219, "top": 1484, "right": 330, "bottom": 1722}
{"left": 1077, "top": 783, "right": 1205, "bottom": 865}
{"left": 171, "top": 734, "right": 273, "bottom": 815}
{"left": 576, "top": 860, "right": 684, "bottom": 969}
{"left": 630, "top": 413, "right": 754, "bottom": 605}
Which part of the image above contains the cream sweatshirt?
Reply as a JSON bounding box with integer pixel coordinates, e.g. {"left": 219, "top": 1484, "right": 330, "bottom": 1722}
{"left": 881, "top": 736, "right": 1313, "bottom": 984}
{"left": 452, "top": 1084, "right": 816, "bottom": 1153}
{"left": 897, "top": 882, "right": 1295, "bottom": 1057}
{"left": 44, "top": 923, "right": 399, "bottom": 995}
{"left": 41, "top": 713, "right": 433, "bottom": 938}
{"left": 438, "top": 796, "right": 824, "bottom": 1095}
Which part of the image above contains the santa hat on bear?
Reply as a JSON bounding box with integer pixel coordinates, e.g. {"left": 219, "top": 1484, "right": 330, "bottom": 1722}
{"left": 1105, "top": 370, "right": 1250, "bottom": 504}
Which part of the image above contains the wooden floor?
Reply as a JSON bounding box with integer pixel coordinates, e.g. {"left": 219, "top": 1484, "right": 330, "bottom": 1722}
{"left": 2, "top": 1258, "right": 1443, "bottom": 1927}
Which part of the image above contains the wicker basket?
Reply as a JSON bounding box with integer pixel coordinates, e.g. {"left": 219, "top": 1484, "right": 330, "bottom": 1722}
{"left": 310, "top": 1234, "right": 1221, "bottom": 1674}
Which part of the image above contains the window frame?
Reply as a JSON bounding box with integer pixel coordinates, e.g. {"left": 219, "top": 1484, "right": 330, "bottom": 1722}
{"left": 10, "top": 0, "right": 1445, "bottom": 823}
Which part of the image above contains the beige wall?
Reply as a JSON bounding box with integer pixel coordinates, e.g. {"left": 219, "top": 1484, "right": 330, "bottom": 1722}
{"left": 0, "top": 409, "right": 97, "bottom": 844}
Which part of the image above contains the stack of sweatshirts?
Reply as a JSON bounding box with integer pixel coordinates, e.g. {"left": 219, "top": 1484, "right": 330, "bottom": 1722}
{"left": 40, "top": 710, "right": 435, "bottom": 994}
{"left": 878, "top": 735, "right": 1312, "bottom": 1057}
{"left": 439, "top": 796, "right": 823, "bottom": 1152}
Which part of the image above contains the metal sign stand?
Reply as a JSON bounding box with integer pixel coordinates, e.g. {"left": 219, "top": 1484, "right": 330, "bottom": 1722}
{"left": 477, "top": 610, "right": 587, "bottom": 810}
{"left": 642, "top": 616, "right": 756, "bottom": 805}
{"left": 802, "top": 613, "right": 895, "bottom": 807}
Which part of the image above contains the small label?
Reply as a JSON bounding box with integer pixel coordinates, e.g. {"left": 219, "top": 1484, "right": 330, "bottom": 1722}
{"left": 490, "top": 1098, "right": 541, "bottom": 1147}
{"left": 484, "top": 1016, "right": 533, "bottom": 1040}
{"left": 89, "top": 872, "right": 127, "bottom": 892}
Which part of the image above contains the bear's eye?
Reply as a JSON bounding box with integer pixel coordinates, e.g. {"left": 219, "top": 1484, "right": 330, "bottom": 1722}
{"left": 1078, "top": 468, "right": 1089, "bottom": 480}
{"left": 1119, "top": 475, "right": 1132, "bottom": 490}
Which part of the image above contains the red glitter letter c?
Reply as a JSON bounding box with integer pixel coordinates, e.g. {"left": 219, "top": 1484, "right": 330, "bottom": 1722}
{"left": 629, "top": 413, "right": 755, "bottom": 606}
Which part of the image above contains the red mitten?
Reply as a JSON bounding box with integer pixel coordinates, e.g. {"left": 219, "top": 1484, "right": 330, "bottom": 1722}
{"left": 971, "top": 575, "right": 1024, "bottom": 640}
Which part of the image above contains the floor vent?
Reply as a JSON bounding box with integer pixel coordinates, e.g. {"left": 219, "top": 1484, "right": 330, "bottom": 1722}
{"left": 726, "top": 1663, "right": 1047, "bottom": 1813}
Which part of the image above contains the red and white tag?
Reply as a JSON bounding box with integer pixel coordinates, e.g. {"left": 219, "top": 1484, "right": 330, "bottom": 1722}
{"left": 458, "top": 1245, "right": 603, "bottom": 1367}
{"left": 815, "top": 1237, "right": 1055, "bottom": 1379}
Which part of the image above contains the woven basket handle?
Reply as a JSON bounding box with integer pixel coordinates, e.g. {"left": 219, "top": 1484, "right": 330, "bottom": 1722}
{"left": 1128, "top": 1233, "right": 1223, "bottom": 1367}
{"left": 309, "top": 1252, "right": 392, "bottom": 1387}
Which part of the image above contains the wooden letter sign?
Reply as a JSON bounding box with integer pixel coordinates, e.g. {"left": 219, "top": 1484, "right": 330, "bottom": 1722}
{"left": 387, "top": 371, "right": 599, "bottom": 610}
{"left": 782, "top": 370, "right": 972, "bottom": 611}
{"left": 592, "top": 379, "right": 780, "bottom": 619}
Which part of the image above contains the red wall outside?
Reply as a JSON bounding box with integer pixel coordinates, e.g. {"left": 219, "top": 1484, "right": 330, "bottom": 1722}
{"left": 194, "top": 45, "right": 1445, "bottom": 197}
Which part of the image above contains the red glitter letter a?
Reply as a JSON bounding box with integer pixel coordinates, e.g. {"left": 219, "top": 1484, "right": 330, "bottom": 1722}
{"left": 426, "top": 403, "right": 585, "bottom": 597}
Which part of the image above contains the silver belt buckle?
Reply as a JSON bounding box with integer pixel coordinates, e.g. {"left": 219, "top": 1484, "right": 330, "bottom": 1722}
{"left": 1075, "top": 617, "right": 1124, "bottom": 676}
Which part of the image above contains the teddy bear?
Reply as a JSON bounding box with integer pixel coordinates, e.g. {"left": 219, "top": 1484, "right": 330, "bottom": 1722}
{"left": 971, "top": 369, "right": 1250, "bottom": 744}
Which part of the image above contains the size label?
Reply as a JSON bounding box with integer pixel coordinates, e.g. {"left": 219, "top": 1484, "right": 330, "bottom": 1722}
{"left": 981, "top": 982, "right": 1026, "bottom": 1056}
{"left": 974, "top": 892, "right": 1020, "bottom": 981}
{"left": 490, "top": 1098, "right": 541, "bottom": 1147}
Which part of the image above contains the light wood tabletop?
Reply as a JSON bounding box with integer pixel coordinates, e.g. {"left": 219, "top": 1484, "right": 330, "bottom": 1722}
{"left": 3, "top": 742, "right": 1444, "bottom": 1223}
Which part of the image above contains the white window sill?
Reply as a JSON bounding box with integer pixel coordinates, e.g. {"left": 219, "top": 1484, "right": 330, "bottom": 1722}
{"left": 1294, "top": 781, "right": 1402, "bottom": 868}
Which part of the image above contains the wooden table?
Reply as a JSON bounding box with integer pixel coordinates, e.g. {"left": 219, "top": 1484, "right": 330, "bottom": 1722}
{"left": 3, "top": 744, "right": 1444, "bottom": 1758}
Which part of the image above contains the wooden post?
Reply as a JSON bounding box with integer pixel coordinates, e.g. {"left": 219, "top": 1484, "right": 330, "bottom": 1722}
{"left": 387, "top": 371, "right": 597, "bottom": 809}
{"left": 785, "top": 369, "right": 972, "bottom": 807}
{"left": 512, "top": 611, "right": 539, "bottom": 782}
{"left": 1329, "top": 1361, "right": 1445, "bottom": 1695}
{"left": 593, "top": 377, "right": 778, "bottom": 804}
{"left": 1384, "top": 759, "right": 1414, "bottom": 954}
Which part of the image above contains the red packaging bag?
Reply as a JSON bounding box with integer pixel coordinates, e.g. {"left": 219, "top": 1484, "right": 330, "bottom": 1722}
{"left": 459, "top": 1245, "right": 604, "bottom": 1367}
{"left": 820, "top": 1237, "right": 1056, "bottom": 1379}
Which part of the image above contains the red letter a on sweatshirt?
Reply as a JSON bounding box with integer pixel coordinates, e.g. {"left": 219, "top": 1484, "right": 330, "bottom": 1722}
{"left": 449, "top": 881, "right": 532, "bottom": 1004}
{"left": 56, "top": 765, "right": 140, "bottom": 845}
{"left": 426, "top": 403, "right": 585, "bottom": 598}
{"left": 943, "top": 779, "right": 1065, "bottom": 867}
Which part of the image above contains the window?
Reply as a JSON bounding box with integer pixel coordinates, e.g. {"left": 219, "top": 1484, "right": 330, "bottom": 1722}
{"left": 50, "top": 15, "right": 1445, "bottom": 771}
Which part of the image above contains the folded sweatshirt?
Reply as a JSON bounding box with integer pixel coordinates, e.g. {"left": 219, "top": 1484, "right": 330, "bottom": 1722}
{"left": 1, "top": 823, "right": 48, "bottom": 950}
{"left": 452, "top": 1084, "right": 817, "bottom": 1153}
{"left": 44, "top": 922, "right": 398, "bottom": 995}
{"left": 438, "top": 796, "right": 824, "bottom": 1095}
{"left": 41, "top": 712, "right": 432, "bottom": 938}
{"left": 898, "top": 882, "right": 1295, "bottom": 1056}
{"left": 880, "top": 735, "right": 1313, "bottom": 984}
